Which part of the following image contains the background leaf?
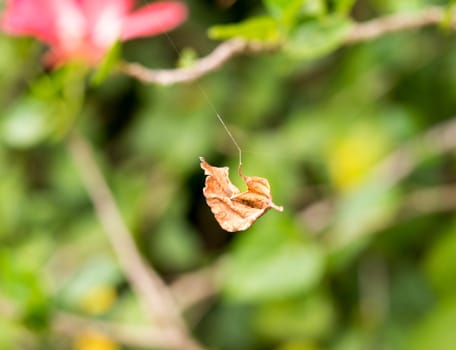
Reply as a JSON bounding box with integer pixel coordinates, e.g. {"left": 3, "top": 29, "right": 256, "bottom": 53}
{"left": 222, "top": 215, "right": 325, "bottom": 302}
{"left": 209, "top": 16, "right": 281, "bottom": 43}
{"left": 285, "top": 16, "right": 353, "bottom": 59}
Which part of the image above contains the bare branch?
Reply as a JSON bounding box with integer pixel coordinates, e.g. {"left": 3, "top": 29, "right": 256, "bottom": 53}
{"left": 299, "top": 199, "right": 334, "bottom": 233}
{"left": 53, "top": 312, "right": 185, "bottom": 350}
{"left": 300, "top": 116, "right": 456, "bottom": 232}
{"left": 403, "top": 184, "right": 456, "bottom": 214}
{"left": 119, "top": 39, "right": 277, "bottom": 85}
{"left": 67, "top": 131, "right": 204, "bottom": 350}
{"left": 345, "top": 6, "right": 446, "bottom": 44}
{"left": 170, "top": 266, "right": 218, "bottom": 310}
{"left": 0, "top": 295, "right": 16, "bottom": 318}
{"left": 120, "top": 6, "right": 452, "bottom": 85}
{"left": 375, "top": 117, "right": 456, "bottom": 186}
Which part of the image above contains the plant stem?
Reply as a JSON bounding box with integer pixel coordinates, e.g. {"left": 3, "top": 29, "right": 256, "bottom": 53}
{"left": 67, "top": 130, "right": 204, "bottom": 350}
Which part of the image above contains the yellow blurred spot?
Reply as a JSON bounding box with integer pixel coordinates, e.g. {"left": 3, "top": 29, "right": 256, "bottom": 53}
{"left": 327, "top": 126, "right": 387, "bottom": 192}
{"left": 79, "top": 285, "right": 117, "bottom": 315}
{"left": 74, "top": 331, "right": 119, "bottom": 350}
{"left": 276, "top": 341, "right": 319, "bottom": 350}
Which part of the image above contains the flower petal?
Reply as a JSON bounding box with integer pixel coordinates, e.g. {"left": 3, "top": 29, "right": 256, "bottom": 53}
{"left": 52, "top": 0, "right": 87, "bottom": 50}
{"left": 79, "top": 0, "right": 134, "bottom": 47}
{"left": 121, "top": 1, "right": 188, "bottom": 41}
{"left": 78, "top": 0, "right": 134, "bottom": 18}
{"left": 2, "top": 0, "right": 60, "bottom": 44}
{"left": 76, "top": 0, "right": 129, "bottom": 50}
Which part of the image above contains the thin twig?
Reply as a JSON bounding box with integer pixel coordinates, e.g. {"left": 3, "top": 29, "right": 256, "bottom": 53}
{"left": 374, "top": 117, "right": 456, "bottom": 186}
{"left": 120, "top": 6, "right": 453, "bottom": 85}
{"left": 170, "top": 266, "right": 218, "bottom": 310}
{"left": 119, "top": 39, "right": 276, "bottom": 85}
{"left": 299, "top": 199, "right": 334, "bottom": 233}
{"left": 53, "top": 311, "right": 183, "bottom": 350}
{"left": 300, "top": 116, "right": 456, "bottom": 232}
{"left": 67, "top": 131, "right": 204, "bottom": 350}
{"left": 50, "top": 268, "right": 219, "bottom": 349}
{"left": 403, "top": 184, "right": 456, "bottom": 214}
{"left": 345, "top": 6, "right": 447, "bottom": 43}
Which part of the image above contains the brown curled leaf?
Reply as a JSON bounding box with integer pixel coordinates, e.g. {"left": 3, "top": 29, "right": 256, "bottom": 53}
{"left": 200, "top": 157, "right": 283, "bottom": 232}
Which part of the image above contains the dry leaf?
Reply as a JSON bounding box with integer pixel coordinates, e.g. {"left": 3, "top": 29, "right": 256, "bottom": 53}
{"left": 200, "top": 157, "right": 283, "bottom": 232}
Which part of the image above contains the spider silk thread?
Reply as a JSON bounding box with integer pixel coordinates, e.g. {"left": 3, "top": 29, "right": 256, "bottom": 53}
{"left": 141, "top": 1, "right": 242, "bottom": 166}
{"left": 163, "top": 32, "right": 243, "bottom": 167}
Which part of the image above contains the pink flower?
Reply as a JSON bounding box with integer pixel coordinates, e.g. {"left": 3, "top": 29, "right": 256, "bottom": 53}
{"left": 1, "top": 0, "right": 188, "bottom": 66}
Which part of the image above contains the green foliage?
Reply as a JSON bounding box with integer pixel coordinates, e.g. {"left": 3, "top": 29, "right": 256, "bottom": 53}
{"left": 332, "top": 0, "right": 357, "bottom": 14}
{"left": 209, "top": 16, "right": 281, "bottom": 43}
{"left": 2, "top": 1, "right": 456, "bottom": 349}
{"left": 0, "top": 248, "right": 50, "bottom": 330}
{"left": 222, "top": 214, "right": 325, "bottom": 302}
{"left": 424, "top": 222, "right": 456, "bottom": 298}
{"left": 91, "top": 41, "right": 121, "bottom": 86}
{"left": 263, "top": 0, "right": 320, "bottom": 24}
{"left": 209, "top": 0, "right": 352, "bottom": 60}
{"left": 406, "top": 298, "right": 456, "bottom": 350}
{"left": 254, "top": 293, "right": 335, "bottom": 341}
{"left": 0, "top": 97, "right": 53, "bottom": 148}
{"left": 285, "top": 15, "right": 353, "bottom": 59}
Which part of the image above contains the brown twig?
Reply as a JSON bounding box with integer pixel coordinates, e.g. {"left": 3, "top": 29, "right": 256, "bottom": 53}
{"left": 67, "top": 131, "right": 204, "bottom": 350}
{"left": 53, "top": 311, "right": 184, "bottom": 350}
{"left": 300, "top": 116, "right": 456, "bottom": 232}
{"left": 345, "top": 6, "right": 447, "bottom": 43}
{"left": 403, "top": 184, "right": 456, "bottom": 214}
{"left": 374, "top": 116, "right": 456, "bottom": 186}
{"left": 299, "top": 199, "right": 334, "bottom": 233}
{"left": 119, "top": 38, "right": 276, "bottom": 85}
{"left": 170, "top": 266, "right": 218, "bottom": 311}
{"left": 120, "top": 6, "right": 453, "bottom": 85}
{"left": 49, "top": 268, "right": 219, "bottom": 349}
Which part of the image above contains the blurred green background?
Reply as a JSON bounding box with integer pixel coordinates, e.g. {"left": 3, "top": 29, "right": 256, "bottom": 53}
{"left": 1, "top": 0, "right": 456, "bottom": 349}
